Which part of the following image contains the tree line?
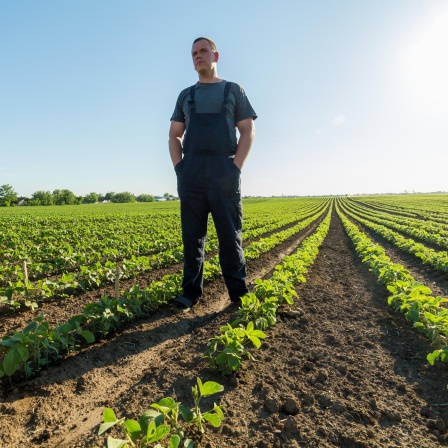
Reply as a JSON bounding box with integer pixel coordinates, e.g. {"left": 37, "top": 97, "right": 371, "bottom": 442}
{"left": 0, "top": 184, "right": 177, "bottom": 207}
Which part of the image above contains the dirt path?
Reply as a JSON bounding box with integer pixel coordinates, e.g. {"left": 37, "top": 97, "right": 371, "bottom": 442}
{"left": 1, "top": 211, "right": 447, "bottom": 447}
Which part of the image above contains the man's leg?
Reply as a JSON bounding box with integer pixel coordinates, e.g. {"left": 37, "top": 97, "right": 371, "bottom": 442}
{"left": 208, "top": 157, "right": 249, "bottom": 302}
{"left": 177, "top": 156, "right": 209, "bottom": 303}
{"left": 180, "top": 195, "right": 208, "bottom": 301}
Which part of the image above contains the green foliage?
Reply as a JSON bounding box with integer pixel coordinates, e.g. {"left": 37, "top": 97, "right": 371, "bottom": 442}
{"left": 137, "top": 194, "right": 155, "bottom": 202}
{"left": 337, "top": 201, "right": 448, "bottom": 366}
{"left": 98, "top": 377, "right": 224, "bottom": 447}
{"left": 204, "top": 322, "right": 266, "bottom": 375}
{"left": 53, "top": 189, "right": 77, "bottom": 205}
{"left": 112, "top": 192, "right": 136, "bottom": 203}
{"left": 0, "top": 184, "right": 18, "bottom": 206}
{"left": 84, "top": 192, "right": 99, "bottom": 204}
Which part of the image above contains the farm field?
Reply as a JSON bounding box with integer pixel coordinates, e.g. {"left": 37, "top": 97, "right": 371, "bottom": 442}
{"left": 1, "top": 196, "right": 448, "bottom": 447}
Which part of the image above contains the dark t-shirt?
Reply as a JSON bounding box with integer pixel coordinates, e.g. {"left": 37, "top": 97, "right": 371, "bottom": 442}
{"left": 170, "top": 80, "right": 257, "bottom": 151}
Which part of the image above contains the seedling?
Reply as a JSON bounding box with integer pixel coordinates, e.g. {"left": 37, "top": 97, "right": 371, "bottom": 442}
{"left": 98, "top": 377, "right": 224, "bottom": 447}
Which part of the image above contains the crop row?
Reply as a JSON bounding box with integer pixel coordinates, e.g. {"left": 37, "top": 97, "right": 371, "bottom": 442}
{"left": 337, "top": 204, "right": 448, "bottom": 366}
{"left": 342, "top": 198, "right": 448, "bottom": 249}
{"left": 339, "top": 201, "right": 448, "bottom": 275}
{"left": 349, "top": 195, "right": 448, "bottom": 225}
{"left": 0, "top": 204, "right": 329, "bottom": 378}
{"left": 204, "top": 208, "right": 332, "bottom": 375}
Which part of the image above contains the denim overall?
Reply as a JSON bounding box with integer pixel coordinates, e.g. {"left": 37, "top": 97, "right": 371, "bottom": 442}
{"left": 175, "top": 81, "right": 249, "bottom": 303}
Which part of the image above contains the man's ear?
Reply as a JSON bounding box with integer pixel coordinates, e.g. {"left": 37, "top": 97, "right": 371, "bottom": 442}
{"left": 214, "top": 51, "right": 220, "bottom": 63}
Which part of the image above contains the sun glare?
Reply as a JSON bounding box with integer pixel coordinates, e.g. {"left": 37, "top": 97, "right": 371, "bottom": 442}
{"left": 402, "top": 10, "right": 448, "bottom": 112}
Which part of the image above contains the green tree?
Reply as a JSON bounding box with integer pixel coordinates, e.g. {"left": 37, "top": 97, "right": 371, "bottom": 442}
{"left": 84, "top": 192, "right": 99, "bottom": 204}
{"left": 0, "top": 184, "right": 18, "bottom": 206}
{"left": 28, "top": 190, "right": 53, "bottom": 206}
{"left": 136, "top": 194, "right": 154, "bottom": 202}
{"left": 111, "top": 192, "right": 136, "bottom": 203}
{"left": 105, "top": 192, "right": 115, "bottom": 201}
{"left": 53, "top": 189, "right": 77, "bottom": 205}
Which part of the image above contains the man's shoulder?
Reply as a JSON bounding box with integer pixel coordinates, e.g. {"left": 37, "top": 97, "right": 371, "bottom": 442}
{"left": 176, "top": 85, "right": 195, "bottom": 100}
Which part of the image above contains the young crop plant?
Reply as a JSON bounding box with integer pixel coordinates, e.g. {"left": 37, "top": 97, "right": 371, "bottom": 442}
{"left": 97, "top": 377, "right": 225, "bottom": 448}
{"left": 204, "top": 321, "right": 266, "bottom": 375}
{"left": 233, "top": 293, "right": 278, "bottom": 330}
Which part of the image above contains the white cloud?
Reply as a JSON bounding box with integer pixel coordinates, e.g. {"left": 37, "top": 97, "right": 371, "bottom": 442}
{"left": 332, "top": 114, "right": 347, "bottom": 126}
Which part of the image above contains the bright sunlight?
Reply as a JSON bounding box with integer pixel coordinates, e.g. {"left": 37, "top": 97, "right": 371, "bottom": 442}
{"left": 402, "top": 9, "right": 448, "bottom": 112}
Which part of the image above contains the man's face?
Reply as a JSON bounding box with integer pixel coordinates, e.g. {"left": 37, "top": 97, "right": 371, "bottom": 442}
{"left": 191, "top": 40, "right": 218, "bottom": 74}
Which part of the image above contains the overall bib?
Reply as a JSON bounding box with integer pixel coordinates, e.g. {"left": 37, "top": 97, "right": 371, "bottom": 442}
{"left": 175, "top": 81, "right": 249, "bottom": 303}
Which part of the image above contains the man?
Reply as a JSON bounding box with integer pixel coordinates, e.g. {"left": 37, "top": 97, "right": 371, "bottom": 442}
{"left": 169, "top": 37, "right": 257, "bottom": 313}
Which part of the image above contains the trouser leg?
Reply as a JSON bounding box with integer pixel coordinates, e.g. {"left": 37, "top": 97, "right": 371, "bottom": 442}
{"left": 177, "top": 158, "right": 209, "bottom": 302}
{"left": 208, "top": 157, "right": 249, "bottom": 302}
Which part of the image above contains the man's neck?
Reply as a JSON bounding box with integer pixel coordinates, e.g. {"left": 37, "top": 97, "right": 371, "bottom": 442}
{"left": 197, "top": 69, "right": 221, "bottom": 84}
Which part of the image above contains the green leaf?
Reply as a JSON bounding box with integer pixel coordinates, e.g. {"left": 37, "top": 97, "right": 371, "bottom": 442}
{"left": 106, "top": 436, "right": 129, "bottom": 448}
{"left": 151, "top": 403, "right": 171, "bottom": 414}
{"left": 139, "top": 409, "right": 163, "bottom": 433}
{"left": 179, "top": 404, "right": 194, "bottom": 422}
{"left": 3, "top": 348, "right": 21, "bottom": 376}
{"left": 213, "top": 403, "right": 225, "bottom": 420}
{"left": 103, "top": 408, "right": 118, "bottom": 423}
{"left": 81, "top": 330, "right": 95, "bottom": 343}
{"left": 147, "top": 423, "right": 170, "bottom": 443}
{"left": 99, "top": 421, "right": 119, "bottom": 435}
{"left": 159, "top": 397, "right": 176, "bottom": 408}
{"left": 183, "top": 439, "right": 194, "bottom": 448}
{"left": 203, "top": 412, "right": 221, "bottom": 427}
{"left": 427, "top": 349, "right": 442, "bottom": 366}
{"left": 228, "top": 355, "right": 240, "bottom": 369}
{"left": 123, "top": 419, "right": 141, "bottom": 441}
{"left": 249, "top": 335, "right": 261, "bottom": 349}
{"left": 169, "top": 434, "right": 180, "bottom": 448}
{"left": 250, "top": 330, "right": 266, "bottom": 339}
{"left": 16, "top": 344, "right": 29, "bottom": 362}
{"left": 199, "top": 381, "right": 224, "bottom": 397}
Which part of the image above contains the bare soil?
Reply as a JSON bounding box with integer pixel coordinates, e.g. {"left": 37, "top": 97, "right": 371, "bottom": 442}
{"left": 1, "top": 211, "right": 448, "bottom": 447}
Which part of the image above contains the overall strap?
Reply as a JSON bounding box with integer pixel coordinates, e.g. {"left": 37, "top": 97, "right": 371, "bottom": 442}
{"left": 223, "top": 81, "right": 232, "bottom": 101}
{"left": 189, "top": 85, "right": 196, "bottom": 102}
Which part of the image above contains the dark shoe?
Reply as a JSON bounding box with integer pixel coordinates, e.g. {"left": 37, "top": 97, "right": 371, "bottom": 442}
{"left": 170, "top": 296, "right": 195, "bottom": 314}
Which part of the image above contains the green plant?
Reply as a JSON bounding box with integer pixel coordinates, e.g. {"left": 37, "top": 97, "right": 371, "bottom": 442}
{"left": 98, "top": 377, "right": 224, "bottom": 447}
{"left": 204, "top": 322, "right": 266, "bottom": 375}
{"left": 233, "top": 293, "right": 277, "bottom": 330}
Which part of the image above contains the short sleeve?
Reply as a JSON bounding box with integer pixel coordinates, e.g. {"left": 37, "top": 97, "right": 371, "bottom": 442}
{"left": 170, "top": 88, "right": 190, "bottom": 123}
{"left": 233, "top": 84, "right": 257, "bottom": 124}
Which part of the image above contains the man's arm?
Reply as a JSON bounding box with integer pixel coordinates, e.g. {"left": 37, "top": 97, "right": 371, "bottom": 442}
{"left": 234, "top": 118, "right": 255, "bottom": 170}
{"left": 168, "top": 121, "right": 186, "bottom": 168}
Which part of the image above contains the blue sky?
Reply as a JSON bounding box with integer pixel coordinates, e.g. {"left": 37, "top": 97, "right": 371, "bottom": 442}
{"left": 1, "top": 0, "right": 447, "bottom": 197}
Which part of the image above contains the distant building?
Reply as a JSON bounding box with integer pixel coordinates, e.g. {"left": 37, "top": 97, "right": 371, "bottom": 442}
{"left": 16, "top": 196, "right": 27, "bottom": 206}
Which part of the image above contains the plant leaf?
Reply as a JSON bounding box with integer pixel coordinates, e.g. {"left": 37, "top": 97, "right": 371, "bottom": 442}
{"left": 123, "top": 419, "right": 141, "bottom": 441}
{"left": 103, "top": 408, "right": 118, "bottom": 423}
{"left": 200, "top": 381, "right": 224, "bottom": 397}
{"left": 169, "top": 434, "right": 180, "bottom": 448}
{"left": 106, "top": 436, "right": 128, "bottom": 448}
{"left": 81, "top": 330, "right": 95, "bottom": 343}
{"left": 203, "top": 412, "right": 221, "bottom": 427}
